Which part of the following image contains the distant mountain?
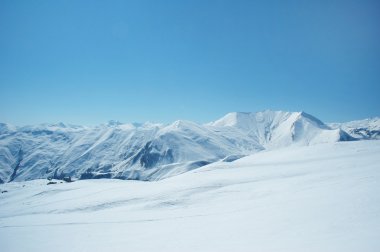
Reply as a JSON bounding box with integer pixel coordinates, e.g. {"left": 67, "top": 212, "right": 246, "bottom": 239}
{"left": 0, "top": 111, "right": 373, "bottom": 183}
{"left": 208, "top": 111, "right": 352, "bottom": 148}
{"left": 329, "top": 117, "right": 380, "bottom": 140}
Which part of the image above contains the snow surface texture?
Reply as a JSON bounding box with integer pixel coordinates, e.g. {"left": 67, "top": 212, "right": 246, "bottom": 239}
{"left": 1, "top": 140, "right": 379, "bottom": 252}
{"left": 0, "top": 110, "right": 376, "bottom": 183}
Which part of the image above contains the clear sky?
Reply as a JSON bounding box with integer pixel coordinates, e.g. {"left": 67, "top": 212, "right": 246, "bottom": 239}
{"left": 1, "top": 0, "right": 379, "bottom": 125}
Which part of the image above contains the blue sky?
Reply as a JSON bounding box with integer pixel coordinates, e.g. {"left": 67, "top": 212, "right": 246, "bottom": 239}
{"left": 1, "top": 0, "right": 379, "bottom": 125}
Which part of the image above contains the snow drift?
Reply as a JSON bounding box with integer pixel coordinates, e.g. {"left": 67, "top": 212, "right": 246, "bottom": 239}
{"left": 1, "top": 140, "right": 379, "bottom": 252}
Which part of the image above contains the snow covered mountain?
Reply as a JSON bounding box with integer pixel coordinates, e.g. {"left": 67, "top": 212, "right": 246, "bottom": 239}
{"left": 329, "top": 117, "right": 380, "bottom": 140}
{"left": 0, "top": 110, "right": 368, "bottom": 183}
{"left": 208, "top": 111, "right": 351, "bottom": 148}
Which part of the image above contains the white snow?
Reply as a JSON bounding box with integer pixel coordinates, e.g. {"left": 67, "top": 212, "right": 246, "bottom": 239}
{"left": 329, "top": 117, "right": 380, "bottom": 139}
{"left": 1, "top": 140, "right": 379, "bottom": 252}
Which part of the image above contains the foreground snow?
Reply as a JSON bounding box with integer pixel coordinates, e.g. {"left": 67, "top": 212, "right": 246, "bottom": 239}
{"left": 1, "top": 140, "right": 379, "bottom": 252}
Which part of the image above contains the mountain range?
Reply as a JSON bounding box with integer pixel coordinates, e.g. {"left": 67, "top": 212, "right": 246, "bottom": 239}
{"left": 0, "top": 110, "right": 379, "bottom": 183}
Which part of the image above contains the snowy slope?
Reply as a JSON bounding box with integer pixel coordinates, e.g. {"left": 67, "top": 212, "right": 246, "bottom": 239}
{"left": 329, "top": 117, "right": 380, "bottom": 139}
{"left": 0, "top": 140, "right": 379, "bottom": 252}
{"left": 0, "top": 111, "right": 358, "bottom": 183}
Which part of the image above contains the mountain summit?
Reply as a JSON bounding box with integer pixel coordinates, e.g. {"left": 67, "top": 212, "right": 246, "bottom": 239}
{"left": 0, "top": 110, "right": 375, "bottom": 183}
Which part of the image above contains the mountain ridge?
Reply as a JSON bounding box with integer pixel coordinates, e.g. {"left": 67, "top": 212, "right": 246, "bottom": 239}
{"left": 0, "top": 110, "right": 377, "bottom": 183}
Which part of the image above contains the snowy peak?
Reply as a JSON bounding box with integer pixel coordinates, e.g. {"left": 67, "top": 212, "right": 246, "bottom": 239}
{"left": 208, "top": 110, "right": 344, "bottom": 148}
{"left": 209, "top": 110, "right": 328, "bottom": 129}
{"left": 0, "top": 123, "right": 16, "bottom": 134}
{"left": 297, "top": 111, "right": 329, "bottom": 129}
{"left": 166, "top": 120, "right": 201, "bottom": 130}
{"left": 329, "top": 117, "right": 380, "bottom": 139}
{"left": 208, "top": 111, "right": 287, "bottom": 129}
{"left": 106, "top": 120, "right": 123, "bottom": 127}
{"left": 208, "top": 112, "right": 254, "bottom": 128}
